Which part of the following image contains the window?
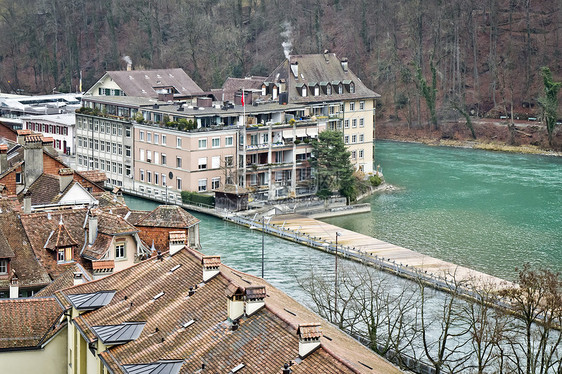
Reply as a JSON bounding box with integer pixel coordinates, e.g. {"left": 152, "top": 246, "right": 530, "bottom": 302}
{"left": 147, "top": 171, "right": 152, "bottom": 183}
{"left": 139, "top": 131, "right": 145, "bottom": 141}
{"left": 359, "top": 101, "right": 365, "bottom": 110}
{"left": 112, "top": 143, "right": 117, "bottom": 154}
{"left": 212, "top": 177, "right": 220, "bottom": 190}
{"left": 198, "top": 179, "right": 207, "bottom": 192}
{"left": 352, "top": 119, "right": 357, "bottom": 128}
{"left": 126, "top": 127, "right": 131, "bottom": 137}
{"left": 212, "top": 138, "right": 220, "bottom": 148}
{"left": 147, "top": 132, "right": 152, "bottom": 143}
{"left": 314, "top": 86, "right": 320, "bottom": 96}
{"left": 118, "top": 127, "right": 122, "bottom": 136}
{"left": 125, "top": 165, "right": 131, "bottom": 177}
{"left": 155, "top": 173, "right": 159, "bottom": 185}
{"left": 302, "top": 85, "right": 307, "bottom": 97}
{"left": 112, "top": 162, "right": 117, "bottom": 173}
{"left": 58, "top": 250, "right": 65, "bottom": 262}
{"left": 100, "top": 160, "right": 105, "bottom": 171}
{"left": 198, "top": 138, "right": 207, "bottom": 149}
{"left": 352, "top": 135, "right": 357, "bottom": 143}
{"left": 350, "top": 82, "right": 355, "bottom": 93}
{"left": 349, "top": 102, "right": 355, "bottom": 111}
{"left": 225, "top": 136, "right": 233, "bottom": 147}
{"left": 177, "top": 137, "right": 182, "bottom": 148}
{"left": 359, "top": 134, "right": 364, "bottom": 142}
{"left": 198, "top": 157, "right": 207, "bottom": 170}
{"left": 359, "top": 118, "right": 365, "bottom": 127}
{"left": 125, "top": 146, "right": 131, "bottom": 157}
{"left": 162, "top": 174, "right": 166, "bottom": 186}
{"left": 225, "top": 155, "right": 233, "bottom": 167}
{"left": 176, "top": 157, "right": 182, "bottom": 168}
{"left": 161, "top": 134, "right": 167, "bottom": 145}
{"left": 327, "top": 85, "right": 332, "bottom": 95}
{"left": 115, "top": 243, "right": 125, "bottom": 259}
{"left": 344, "top": 136, "right": 349, "bottom": 144}
{"left": 147, "top": 150, "right": 152, "bottom": 162}
{"left": 140, "top": 149, "right": 145, "bottom": 162}
{"left": 118, "top": 144, "right": 123, "bottom": 155}
{"left": 338, "top": 84, "right": 343, "bottom": 94}
{"left": 112, "top": 124, "right": 117, "bottom": 135}
{"left": 0, "top": 259, "right": 8, "bottom": 274}
{"left": 140, "top": 169, "right": 145, "bottom": 181}
{"left": 118, "top": 164, "right": 122, "bottom": 175}
{"left": 15, "top": 173, "right": 22, "bottom": 184}
{"left": 212, "top": 156, "right": 220, "bottom": 169}
{"left": 88, "top": 139, "right": 93, "bottom": 149}
{"left": 154, "top": 133, "right": 159, "bottom": 145}
{"left": 161, "top": 153, "right": 167, "bottom": 165}
{"left": 154, "top": 152, "right": 160, "bottom": 165}
{"left": 344, "top": 120, "right": 349, "bottom": 129}
{"left": 359, "top": 149, "right": 364, "bottom": 158}
{"left": 106, "top": 141, "right": 111, "bottom": 152}
{"left": 177, "top": 178, "right": 182, "bottom": 190}
{"left": 100, "top": 141, "right": 105, "bottom": 152}
{"left": 351, "top": 150, "right": 357, "bottom": 159}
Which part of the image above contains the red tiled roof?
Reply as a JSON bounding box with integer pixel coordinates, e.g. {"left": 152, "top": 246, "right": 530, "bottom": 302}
{"left": 56, "top": 248, "right": 401, "bottom": 374}
{"left": 133, "top": 205, "right": 200, "bottom": 229}
{"left": 78, "top": 170, "right": 107, "bottom": 183}
{"left": 0, "top": 297, "right": 65, "bottom": 350}
{"left": 35, "top": 263, "right": 93, "bottom": 297}
{"left": 298, "top": 323, "right": 322, "bottom": 340}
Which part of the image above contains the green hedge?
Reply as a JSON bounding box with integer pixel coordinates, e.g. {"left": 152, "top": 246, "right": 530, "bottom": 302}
{"left": 181, "top": 191, "right": 215, "bottom": 207}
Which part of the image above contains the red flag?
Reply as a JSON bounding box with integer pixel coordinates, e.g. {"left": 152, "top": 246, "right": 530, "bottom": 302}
{"left": 241, "top": 93, "right": 245, "bottom": 106}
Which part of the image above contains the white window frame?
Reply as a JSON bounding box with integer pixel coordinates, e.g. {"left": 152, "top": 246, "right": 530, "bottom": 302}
{"left": 212, "top": 137, "right": 220, "bottom": 148}
{"left": 198, "top": 138, "right": 207, "bottom": 149}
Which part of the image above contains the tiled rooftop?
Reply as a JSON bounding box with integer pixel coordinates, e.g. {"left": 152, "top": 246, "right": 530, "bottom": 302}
{"left": 133, "top": 205, "right": 200, "bottom": 228}
{"left": 56, "top": 248, "right": 401, "bottom": 374}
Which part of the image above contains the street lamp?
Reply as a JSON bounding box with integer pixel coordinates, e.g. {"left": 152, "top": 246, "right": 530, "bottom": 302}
{"left": 335, "top": 231, "right": 342, "bottom": 323}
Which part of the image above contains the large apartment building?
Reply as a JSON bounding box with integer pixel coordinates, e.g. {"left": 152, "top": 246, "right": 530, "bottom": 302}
{"left": 75, "top": 56, "right": 379, "bottom": 201}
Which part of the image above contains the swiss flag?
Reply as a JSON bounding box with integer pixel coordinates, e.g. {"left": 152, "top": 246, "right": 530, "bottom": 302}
{"left": 241, "top": 93, "right": 245, "bottom": 107}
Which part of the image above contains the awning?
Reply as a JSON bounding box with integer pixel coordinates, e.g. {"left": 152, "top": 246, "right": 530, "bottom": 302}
{"left": 295, "top": 129, "right": 306, "bottom": 137}
{"left": 307, "top": 128, "right": 319, "bottom": 137}
{"left": 282, "top": 130, "right": 294, "bottom": 139}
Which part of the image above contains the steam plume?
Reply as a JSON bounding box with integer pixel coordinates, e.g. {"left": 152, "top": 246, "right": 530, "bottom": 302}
{"left": 281, "top": 22, "right": 293, "bottom": 60}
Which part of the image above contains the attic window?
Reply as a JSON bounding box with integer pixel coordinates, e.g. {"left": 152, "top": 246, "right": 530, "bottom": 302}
{"left": 302, "top": 85, "right": 307, "bottom": 97}
{"left": 153, "top": 292, "right": 165, "bottom": 301}
{"left": 326, "top": 84, "right": 332, "bottom": 95}
{"left": 230, "top": 364, "right": 245, "bottom": 373}
{"left": 314, "top": 86, "right": 319, "bottom": 96}
{"left": 0, "top": 259, "right": 8, "bottom": 274}
{"left": 350, "top": 82, "right": 355, "bottom": 93}
{"left": 338, "top": 84, "right": 343, "bottom": 94}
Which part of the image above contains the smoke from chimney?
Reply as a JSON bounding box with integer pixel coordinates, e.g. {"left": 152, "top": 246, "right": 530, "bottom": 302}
{"left": 122, "top": 55, "right": 133, "bottom": 71}
{"left": 281, "top": 21, "right": 293, "bottom": 60}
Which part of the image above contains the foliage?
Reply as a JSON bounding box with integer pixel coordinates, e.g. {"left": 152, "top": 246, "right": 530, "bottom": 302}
{"left": 538, "top": 67, "right": 561, "bottom": 147}
{"left": 369, "top": 175, "right": 382, "bottom": 187}
{"left": 134, "top": 112, "right": 144, "bottom": 123}
{"left": 180, "top": 191, "right": 215, "bottom": 207}
{"left": 310, "top": 130, "right": 356, "bottom": 202}
{"left": 451, "top": 101, "right": 476, "bottom": 139}
{"left": 415, "top": 60, "right": 438, "bottom": 129}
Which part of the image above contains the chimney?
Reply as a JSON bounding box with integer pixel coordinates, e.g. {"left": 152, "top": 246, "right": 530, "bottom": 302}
{"left": 23, "top": 190, "right": 32, "bottom": 214}
{"left": 16, "top": 129, "right": 31, "bottom": 145}
{"left": 9, "top": 271, "right": 19, "bottom": 299}
{"left": 201, "top": 255, "right": 220, "bottom": 282}
{"left": 282, "top": 364, "right": 292, "bottom": 374}
{"left": 88, "top": 211, "right": 98, "bottom": 245}
{"left": 341, "top": 57, "right": 349, "bottom": 72}
{"left": 290, "top": 61, "right": 299, "bottom": 79}
{"left": 244, "top": 286, "right": 266, "bottom": 316}
{"left": 226, "top": 283, "right": 245, "bottom": 321}
{"left": 58, "top": 168, "right": 74, "bottom": 192}
{"left": 73, "top": 272, "right": 85, "bottom": 286}
{"left": 127, "top": 62, "right": 132, "bottom": 71}
{"left": 0, "top": 144, "right": 8, "bottom": 173}
{"left": 297, "top": 323, "right": 322, "bottom": 358}
{"left": 169, "top": 231, "right": 187, "bottom": 255}
{"left": 23, "top": 135, "right": 44, "bottom": 188}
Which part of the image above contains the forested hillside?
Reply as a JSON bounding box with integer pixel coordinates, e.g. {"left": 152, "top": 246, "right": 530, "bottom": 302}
{"left": 1, "top": 0, "right": 562, "bottom": 123}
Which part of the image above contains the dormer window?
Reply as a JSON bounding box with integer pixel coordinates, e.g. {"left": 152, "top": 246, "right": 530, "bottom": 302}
{"left": 314, "top": 86, "right": 319, "bottom": 96}
{"left": 0, "top": 259, "right": 8, "bottom": 274}
{"left": 338, "top": 84, "right": 343, "bottom": 94}
{"left": 302, "top": 85, "right": 307, "bottom": 97}
{"left": 350, "top": 82, "right": 355, "bottom": 93}
{"left": 326, "top": 84, "right": 332, "bottom": 95}
{"left": 57, "top": 247, "right": 73, "bottom": 263}
{"left": 261, "top": 85, "right": 267, "bottom": 96}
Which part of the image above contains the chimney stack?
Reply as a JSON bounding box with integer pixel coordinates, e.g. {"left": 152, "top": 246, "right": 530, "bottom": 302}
{"left": 23, "top": 135, "right": 44, "bottom": 188}
{"left": 73, "top": 272, "right": 85, "bottom": 286}
{"left": 297, "top": 323, "right": 322, "bottom": 358}
{"left": 127, "top": 63, "right": 132, "bottom": 71}
{"left": 244, "top": 286, "right": 266, "bottom": 316}
{"left": 16, "top": 129, "right": 31, "bottom": 145}
{"left": 201, "top": 255, "right": 220, "bottom": 282}
{"left": 58, "top": 168, "right": 74, "bottom": 192}
{"left": 169, "top": 231, "right": 187, "bottom": 255}
{"left": 341, "top": 57, "right": 349, "bottom": 72}
{"left": 23, "top": 190, "right": 32, "bottom": 214}
{"left": 0, "top": 144, "right": 8, "bottom": 173}
{"left": 88, "top": 211, "right": 98, "bottom": 245}
{"left": 9, "top": 270, "right": 19, "bottom": 299}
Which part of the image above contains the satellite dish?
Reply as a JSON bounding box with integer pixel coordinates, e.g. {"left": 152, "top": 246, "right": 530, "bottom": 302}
{"left": 168, "top": 171, "right": 173, "bottom": 180}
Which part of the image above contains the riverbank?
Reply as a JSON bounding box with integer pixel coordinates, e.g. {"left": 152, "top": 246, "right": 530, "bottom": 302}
{"left": 376, "top": 119, "right": 562, "bottom": 156}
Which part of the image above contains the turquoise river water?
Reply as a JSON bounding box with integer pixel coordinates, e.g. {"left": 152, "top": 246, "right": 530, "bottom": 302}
{"left": 125, "top": 140, "right": 562, "bottom": 291}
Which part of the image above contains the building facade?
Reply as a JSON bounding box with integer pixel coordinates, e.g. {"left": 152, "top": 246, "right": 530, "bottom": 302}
{"left": 21, "top": 113, "right": 76, "bottom": 154}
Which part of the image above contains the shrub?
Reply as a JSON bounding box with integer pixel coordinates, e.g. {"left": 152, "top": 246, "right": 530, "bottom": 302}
{"left": 181, "top": 191, "right": 215, "bottom": 207}
{"left": 369, "top": 175, "right": 383, "bottom": 187}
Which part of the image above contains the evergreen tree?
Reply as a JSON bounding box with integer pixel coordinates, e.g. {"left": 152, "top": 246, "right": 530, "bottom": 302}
{"left": 538, "top": 67, "right": 561, "bottom": 147}
{"left": 310, "top": 130, "right": 356, "bottom": 202}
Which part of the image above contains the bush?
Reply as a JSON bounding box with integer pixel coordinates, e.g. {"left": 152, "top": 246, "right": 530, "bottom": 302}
{"left": 369, "top": 175, "right": 383, "bottom": 187}
{"left": 181, "top": 191, "right": 215, "bottom": 207}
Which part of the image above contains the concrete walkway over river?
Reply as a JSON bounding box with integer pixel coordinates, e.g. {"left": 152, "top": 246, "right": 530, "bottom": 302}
{"left": 244, "top": 213, "right": 511, "bottom": 293}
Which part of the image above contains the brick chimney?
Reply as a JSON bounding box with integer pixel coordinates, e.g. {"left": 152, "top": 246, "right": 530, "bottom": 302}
{"left": 24, "top": 135, "right": 44, "bottom": 188}
{"left": 297, "top": 323, "right": 322, "bottom": 358}
{"left": 23, "top": 190, "right": 32, "bottom": 214}
{"left": 58, "top": 168, "right": 74, "bottom": 192}
{"left": 88, "top": 211, "right": 98, "bottom": 245}
{"left": 9, "top": 270, "right": 19, "bottom": 299}
{"left": 73, "top": 272, "right": 85, "bottom": 286}
{"left": 226, "top": 283, "right": 245, "bottom": 321}
{"left": 0, "top": 144, "right": 8, "bottom": 174}
{"left": 244, "top": 286, "right": 266, "bottom": 316}
{"left": 201, "top": 255, "right": 220, "bottom": 282}
{"left": 16, "top": 129, "right": 31, "bottom": 145}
